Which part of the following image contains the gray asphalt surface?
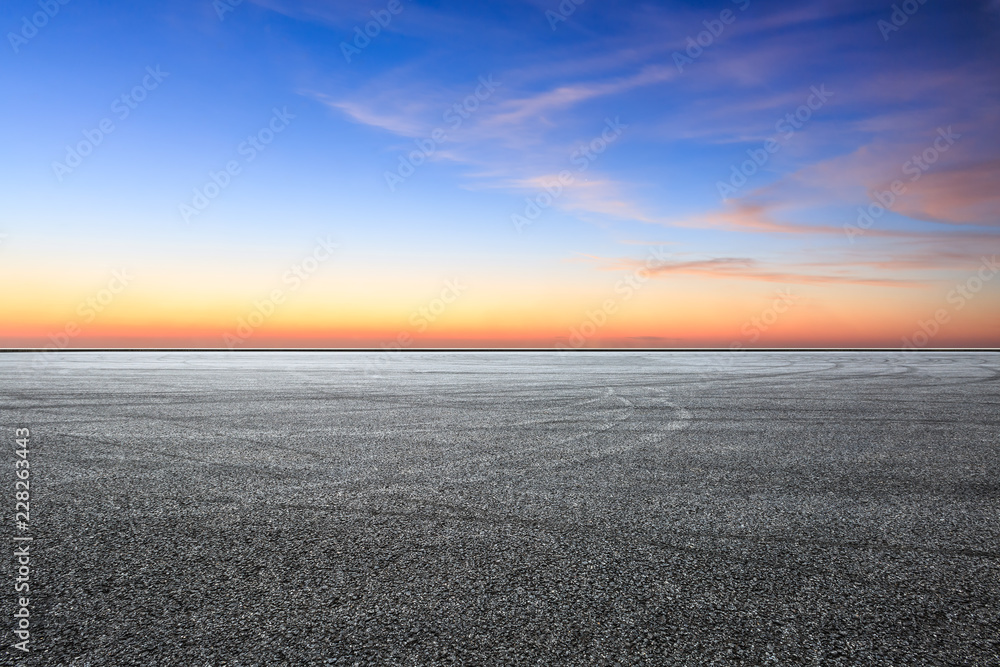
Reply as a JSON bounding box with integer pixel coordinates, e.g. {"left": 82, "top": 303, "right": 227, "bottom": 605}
{"left": 2, "top": 351, "right": 999, "bottom": 666}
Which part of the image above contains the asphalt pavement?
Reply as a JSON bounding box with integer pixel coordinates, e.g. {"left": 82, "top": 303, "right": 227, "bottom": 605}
{"left": 2, "top": 351, "right": 998, "bottom": 665}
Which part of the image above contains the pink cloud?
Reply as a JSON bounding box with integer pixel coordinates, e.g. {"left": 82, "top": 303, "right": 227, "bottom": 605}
{"left": 891, "top": 160, "right": 1000, "bottom": 226}
{"left": 591, "top": 254, "right": 921, "bottom": 288}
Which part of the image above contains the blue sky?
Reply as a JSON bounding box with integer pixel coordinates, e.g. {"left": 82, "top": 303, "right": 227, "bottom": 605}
{"left": 2, "top": 0, "right": 999, "bottom": 347}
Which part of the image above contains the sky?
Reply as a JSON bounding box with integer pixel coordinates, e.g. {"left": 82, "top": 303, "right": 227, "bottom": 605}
{"left": 2, "top": 0, "right": 999, "bottom": 349}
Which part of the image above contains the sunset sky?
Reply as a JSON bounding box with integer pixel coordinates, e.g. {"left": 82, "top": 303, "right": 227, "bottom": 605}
{"left": 2, "top": 0, "right": 998, "bottom": 348}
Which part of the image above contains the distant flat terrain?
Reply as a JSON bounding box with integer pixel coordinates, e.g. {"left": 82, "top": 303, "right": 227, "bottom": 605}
{"left": 2, "top": 352, "right": 998, "bottom": 665}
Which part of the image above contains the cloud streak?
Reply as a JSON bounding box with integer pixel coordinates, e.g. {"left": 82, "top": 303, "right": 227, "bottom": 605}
{"left": 600, "top": 255, "right": 921, "bottom": 288}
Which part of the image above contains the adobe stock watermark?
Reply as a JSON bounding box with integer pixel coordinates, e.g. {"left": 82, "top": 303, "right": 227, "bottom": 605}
{"left": 902, "top": 256, "right": 998, "bottom": 350}
{"left": 409, "top": 280, "right": 466, "bottom": 333}
{"left": 213, "top": 0, "right": 243, "bottom": 21}
{"left": 385, "top": 75, "right": 502, "bottom": 192}
{"left": 32, "top": 269, "right": 133, "bottom": 368}
{"left": 733, "top": 288, "right": 798, "bottom": 345}
{"left": 7, "top": 0, "right": 71, "bottom": 54}
{"left": 557, "top": 246, "right": 670, "bottom": 350}
{"left": 51, "top": 66, "right": 169, "bottom": 182}
{"left": 12, "top": 427, "right": 33, "bottom": 653}
{"left": 364, "top": 279, "right": 467, "bottom": 374}
{"left": 717, "top": 85, "right": 833, "bottom": 200}
{"left": 223, "top": 237, "right": 337, "bottom": 348}
{"left": 878, "top": 0, "right": 930, "bottom": 41}
{"left": 844, "top": 126, "right": 959, "bottom": 243}
{"left": 714, "top": 288, "right": 800, "bottom": 370}
{"left": 545, "top": 0, "right": 586, "bottom": 30}
{"left": 672, "top": 0, "right": 751, "bottom": 73}
{"left": 341, "top": 0, "right": 410, "bottom": 63}
{"left": 512, "top": 117, "right": 628, "bottom": 233}
{"left": 179, "top": 106, "right": 295, "bottom": 223}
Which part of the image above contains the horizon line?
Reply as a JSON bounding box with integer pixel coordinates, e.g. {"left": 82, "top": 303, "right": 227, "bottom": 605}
{"left": 3, "top": 348, "right": 998, "bottom": 353}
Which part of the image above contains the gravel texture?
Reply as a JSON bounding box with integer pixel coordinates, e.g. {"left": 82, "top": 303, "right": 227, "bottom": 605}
{"left": 1, "top": 351, "right": 999, "bottom": 666}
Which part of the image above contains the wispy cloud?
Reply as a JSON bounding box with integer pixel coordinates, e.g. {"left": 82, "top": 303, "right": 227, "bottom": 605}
{"left": 482, "top": 65, "right": 675, "bottom": 129}
{"left": 313, "top": 94, "right": 428, "bottom": 137}
{"left": 300, "top": 0, "right": 1000, "bottom": 283}
{"left": 891, "top": 160, "right": 1000, "bottom": 226}
{"left": 597, "top": 254, "right": 921, "bottom": 288}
